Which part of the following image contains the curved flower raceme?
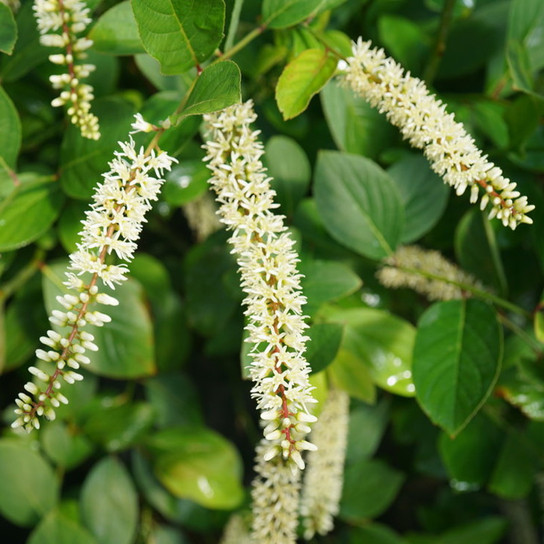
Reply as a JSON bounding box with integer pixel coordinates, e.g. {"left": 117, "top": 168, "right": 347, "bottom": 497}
{"left": 203, "top": 100, "right": 317, "bottom": 470}
{"left": 300, "top": 389, "right": 349, "bottom": 540}
{"left": 33, "top": 0, "right": 99, "bottom": 139}
{"left": 12, "top": 116, "right": 176, "bottom": 432}
{"left": 342, "top": 38, "right": 534, "bottom": 229}
{"left": 377, "top": 245, "right": 482, "bottom": 301}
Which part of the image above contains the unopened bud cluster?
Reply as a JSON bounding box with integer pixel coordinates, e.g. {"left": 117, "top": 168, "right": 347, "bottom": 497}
{"left": 13, "top": 116, "right": 176, "bottom": 431}
{"left": 33, "top": 0, "right": 100, "bottom": 139}
{"left": 342, "top": 38, "right": 534, "bottom": 229}
{"left": 377, "top": 245, "right": 481, "bottom": 301}
{"left": 203, "top": 101, "right": 317, "bottom": 472}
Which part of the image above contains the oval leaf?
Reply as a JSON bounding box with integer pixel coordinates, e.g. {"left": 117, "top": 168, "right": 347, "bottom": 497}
{"left": 413, "top": 299, "right": 502, "bottom": 436}
{"left": 0, "top": 3, "right": 17, "bottom": 55}
{"left": 276, "top": 48, "right": 337, "bottom": 120}
{"left": 132, "top": 0, "right": 225, "bottom": 74}
{"left": 89, "top": 1, "right": 144, "bottom": 55}
{"left": 314, "top": 151, "right": 404, "bottom": 260}
{"left": 180, "top": 61, "right": 241, "bottom": 118}
{"left": 0, "top": 177, "right": 64, "bottom": 251}
{"left": 28, "top": 510, "right": 98, "bottom": 544}
{"left": 0, "top": 85, "right": 21, "bottom": 170}
{"left": 80, "top": 457, "right": 138, "bottom": 544}
{"left": 387, "top": 155, "right": 449, "bottom": 243}
{"left": 147, "top": 427, "right": 244, "bottom": 509}
{"left": 0, "top": 439, "right": 59, "bottom": 526}
{"left": 263, "top": 0, "right": 331, "bottom": 28}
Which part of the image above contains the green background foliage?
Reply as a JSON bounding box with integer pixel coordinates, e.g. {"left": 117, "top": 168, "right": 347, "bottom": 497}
{"left": 1, "top": 0, "right": 544, "bottom": 542}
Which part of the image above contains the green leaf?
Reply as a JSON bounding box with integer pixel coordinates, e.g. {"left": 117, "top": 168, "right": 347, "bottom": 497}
{"left": 340, "top": 458, "right": 404, "bottom": 521}
{"left": 276, "top": 48, "right": 337, "bottom": 120}
{"left": 0, "top": 3, "right": 17, "bottom": 55}
{"left": 300, "top": 259, "right": 362, "bottom": 315}
{"left": 82, "top": 402, "right": 155, "bottom": 452}
{"left": 146, "top": 427, "right": 244, "bottom": 509}
{"left": 41, "top": 421, "right": 94, "bottom": 469}
{"left": 0, "top": 439, "right": 59, "bottom": 526}
{"left": 180, "top": 61, "right": 241, "bottom": 118}
{"left": 305, "top": 322, "right": 343, "bottom": 374}
{"left": 43, "top": 261, "right": 156, "bottom": 379}
{"left": 498, "top": 367, "right": 544, "bottom": 420}
{"left": 488, "top": 431, "right": 538, "bottom": 499}
{"left": 80, "top": 457, "right": 138, "bottom": 544}
{"left": 508, "top": 0, "right": 544, "bottom": 72}
{"left": 413, "top": 299, "right": 502, "bottom": 436}
{"left": 28, "top": 510, "right": 98, "bottom": 544}
{"left": 0, "top": 177, "right": 64, "bottom": 251}
{"left": 314, "top": 151, "right": 404, "bottom": 260}
{"left": 0, "top": 86, "right": 21, "bottom": 169}
{"left": 131, "top": 0, "right": 225, "bottom": 74}
{"left": 349, "top": 524, "right": 405, "bottom": 544}
{"left": 263, "top": 0, "right": 335, "bottom": 28}
{"left": 89, "top": 1, "right": 145, "bottom": 55}
{"left": 60, "top": 97, "right": 136, "bottom": 200}
{"left": 439, "top": 415, "right": 502, "bottom": 488}
{"left": 387, "top": 155, "right": 449, "bottom": 243}
{"left": 328, "top": 348, "right": 376, "bottom": 403}
{"left": 326, "top": 307, "right": 416, "bottom": 397}
{"left": 321, "top": 79, "right": 396, "bottom": 160}
{"left": 162, "top": 160, "right": 209, "bottom": 205}
{"left": 436, "top": 518, "right": 507, "bottom": 544}
{"left": 507, "top": 40, "right": 541, "bottom": 98}
{"left": 455, "top": 209, "right": 507, "bottom": 295}
{"left": 264, "top": 135, "right": 311, "bottom": 216}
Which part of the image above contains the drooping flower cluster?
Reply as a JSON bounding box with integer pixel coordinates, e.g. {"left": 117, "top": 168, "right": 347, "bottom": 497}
{"left": 12, "top": 116, "right": 176, "bottom": 432}
{"left": 33, "top": 0, "right": 100, "bottom": 139}
{"left": 300, "top": 389, "right": 349, "bottom": 540}
{"left": 250, "top": 440, "right": 302, "bottom": 544}
{"left": 203, "top": 100, "right": 317, "bottom": 470}
{"left": 341, "top": 38, "right": 534, "bottom": 229}
{"left": 377, "top": 245, "right": 481, "bottom": 301}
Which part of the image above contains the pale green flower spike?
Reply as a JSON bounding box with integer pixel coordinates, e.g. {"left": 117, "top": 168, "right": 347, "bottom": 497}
{"left": 377, "top": 245, "right": 481, "bottom": 301}
{"left": 342, "top": 38, "right": 534, "bottom": 229}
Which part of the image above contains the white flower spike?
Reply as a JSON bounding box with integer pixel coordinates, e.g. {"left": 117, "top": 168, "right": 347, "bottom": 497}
{"left": 342, "top": 38, "right": 534, "bottom": 229}
{"left": 12, "top": 116, "right": 176, "bottom": 432}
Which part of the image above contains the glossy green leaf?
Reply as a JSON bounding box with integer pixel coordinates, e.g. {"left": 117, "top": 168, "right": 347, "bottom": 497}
{"left": 80, "top": 457, "right": 138, "bottom": 544}
{"left": 131, "top": 0, "right": 225, "bottom": 74}
{"left": 276, "top": 48, "right": 336, "bottom": 120}
{"left": 455, "top": 209, "right": 507, "bottom": 296}
{"left": 43, "top": 261, "right": 156, "bottom": 378}
{"left": 60, "top": 97, "right": 136, "bottom": 199}
{"left": 0, "top": 439, "right": 59, "bottom": 526}
{"left": 89, "top": 1, "right": 144, "bottom": 55}
{"left": 439, "top": 415, "right": 502, "bottom": 488}
{"left": 387, "top": 155, "right": 449, "bottom": 243}
{"left": 28, "top": 510, "right": 98, "bottom": 544}
{"left": 326, "top": 307, "right": 416, "bottom": 397}
{"left": 497, "top": 368, "right": 544, "bottom": 420}
{"left": 300, "top": 259, "right": 362, "bottom": 315}
{"left": 147, "top": 427, "right": 244, "bottom": 509}
{"left": 314, "top": 151, "right": 404, "bottom": 260}
{"left": 0, "top": 177, "right": 63, "bottom": 251}
{"left": 41, "top": 421, "right": 94, "bottom": 469}
{"left": 0, "top": 86, "right": 21, "bottom": 169}
{"left": 508, "top": 0, "right": 544, "bottom": 72}
{"left": 340, "top": 458, "right": 404, "bottom": 521}
{"left": 328, "top": 348, "right": 376, "bottom": 403}
{"left": 0, "top": 3, "right": 17, "bottom": 55}
{"left": 180, "top": 61, "right": 241, "bottom": 118}
{"left": 506, "top": 40, "right": 541, "bottom": 98}
{"left": 413, "top": 299, "right": 502, "bottom": 436}
{"left": 263, "top": 0, "right": 338, "bottom": 28}
{"left": 82, "top": 402, "right": 155, "bottom": 452}
{"left": 321, "top": 80, "right": 396, "bottom": 160}
{"left": 436, "top": 518, "right": 507, "bottom": 544}
{"left": 264, "top": 135, "right": 311, "bottom": 216}
{"left": 305, "top": 322, "right": 344, "bottom": 374}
